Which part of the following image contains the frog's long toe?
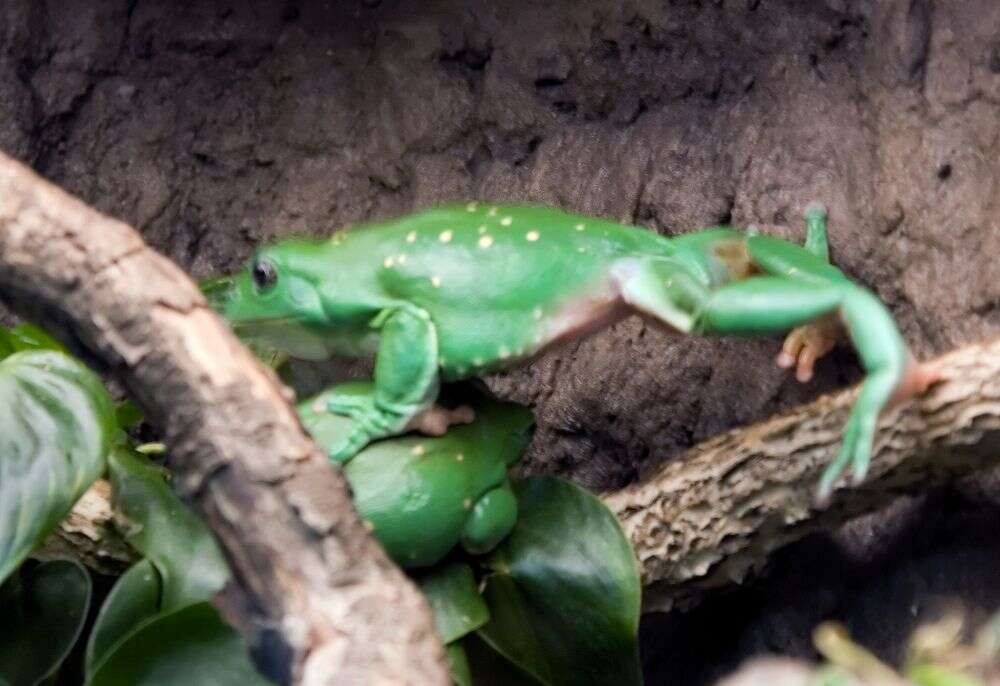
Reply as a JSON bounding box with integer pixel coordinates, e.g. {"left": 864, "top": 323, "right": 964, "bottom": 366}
{"left": 888, "top": 357, "right": 942, "bottom": 407}
{"left": 778, "top": 314, "right": 841, "bottom": 382}
{"left": 327, "top": 428, "right": 372, "bottom": 463}
{"left": 406, "top": 404, "right": 476, "bottom": 436}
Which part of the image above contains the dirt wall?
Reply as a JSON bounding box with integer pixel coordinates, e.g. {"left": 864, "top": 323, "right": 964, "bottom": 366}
{"left": 3, "top": 1, "right": 999, "bottom": 683}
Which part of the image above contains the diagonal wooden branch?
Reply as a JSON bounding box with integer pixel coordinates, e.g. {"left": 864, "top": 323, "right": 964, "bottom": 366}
{"left": 605, "top": 338, "right": 1000, "bottom": 612}
{"left": 0, "top": 153, "right": 449, "bottom": 686}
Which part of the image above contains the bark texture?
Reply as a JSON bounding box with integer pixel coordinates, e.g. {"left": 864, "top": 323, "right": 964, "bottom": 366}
{"left": 607, "top": 338, "right": 1000, "bottom": 611}
{"left": 0, "top": 153, "right": 448, "bottom": 686}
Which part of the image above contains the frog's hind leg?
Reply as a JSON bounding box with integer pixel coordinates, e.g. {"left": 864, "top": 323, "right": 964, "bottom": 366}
{"left": 460, "top": 483, "right": 518, "bottom": 556}
{"left": 695, "top": 276, "right": 910, "bottom": 499}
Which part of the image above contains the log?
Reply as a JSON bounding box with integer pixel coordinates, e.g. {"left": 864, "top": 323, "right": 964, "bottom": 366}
{"left": 0, "top": 153, "right": 448, "bottom": 686}
{"left": 606, "top": 338, "right": 1000, "bottom": 611}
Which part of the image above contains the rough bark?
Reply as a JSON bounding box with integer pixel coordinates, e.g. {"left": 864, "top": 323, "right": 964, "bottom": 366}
{"left": 607, "top": 339, "right": 1000, "bottom": 612}
{"left": 0, "top": 153, "right": 448, "bottom": 686}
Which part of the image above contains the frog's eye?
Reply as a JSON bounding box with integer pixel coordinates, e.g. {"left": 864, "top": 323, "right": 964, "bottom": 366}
{"left": 251, "top": 258, "right": 279, "bottom": 293}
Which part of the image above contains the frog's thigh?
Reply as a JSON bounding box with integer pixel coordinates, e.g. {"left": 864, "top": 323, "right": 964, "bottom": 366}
{"left": 460, "top": 484, "right": 518, "bottom": 556}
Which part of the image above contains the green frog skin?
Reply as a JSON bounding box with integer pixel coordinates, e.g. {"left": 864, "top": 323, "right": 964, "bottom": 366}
{"left": 224, "top": 201, "right": 937, "bottom": 499}
{"left": 298, "top": 381, "right": 533, "bottom": 568}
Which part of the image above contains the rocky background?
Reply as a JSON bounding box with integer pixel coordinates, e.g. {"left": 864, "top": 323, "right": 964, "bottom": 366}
{"left": 2, "top": 1, "right": 999, "bottom": 683}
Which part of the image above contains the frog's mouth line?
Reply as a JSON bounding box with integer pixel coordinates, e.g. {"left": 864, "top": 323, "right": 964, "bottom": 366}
{"left": 230, "top": 315, "right": 307, "bottom": 331}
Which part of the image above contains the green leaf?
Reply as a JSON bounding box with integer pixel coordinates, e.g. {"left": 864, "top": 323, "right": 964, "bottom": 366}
{"left": 462, "top": 633, "right": 544, "bottom": 686}
{"left": 0, "top": 351, "right": 115, "bottom": 582}
{"left": 417, "top": 562, "right": 490, "bottom": 644}
{"left": 906, "top": 664, "right": 984, "bottom": 686}
{"left": 114, "top": 400, "right": 145, "bottom": 430}
{"left": 0, "top": 559, "right": 92, "bottom": 685}
{"left": 107, "top": 447, "right": 229, "bottom": 611}
{"left": 0, "top": 324, "right": 67, "bottom": 357}
{"left": 85, "top": 559, "right": 162, "bottom": 678}
{"left": 87, "top": 602, "right": 271, "bottom": 686}
{"left": 477, "top": 476, "right": 642, "bottom": 686}
{"left": 446, "top": 642, "right": 473, "bottom": 686}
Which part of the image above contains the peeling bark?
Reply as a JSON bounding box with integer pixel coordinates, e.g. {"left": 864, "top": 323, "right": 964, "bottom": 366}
{"left": 0, "top": 153, "right": 449, "bottom": 686}
{"left": 606, "top": 339, "right": 1000, "bottom": 612}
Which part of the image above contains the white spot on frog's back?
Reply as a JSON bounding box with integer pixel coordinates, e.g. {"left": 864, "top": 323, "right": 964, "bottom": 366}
{"left": 575, "top": 223, "right": 586, "bottom": 231}
{"left": 466, "top": 202, "right": 478, "bottom": 212}
{"left": 478, "top": 235, "right": 493, "bottom": 248}
{"left": 500, "top": 216, "right": 513, "bottom": 226}
{"left": 406, "top": 231, "right": 417, "bottom": 243}
{"left": 431, "top": 275, "right": 442, "bottom": 287}
{"left": 383, "top": 256, "right": 395, "bottom": 268}
{"left": 487, "top": 206, "right": 498, "bottom": 217}
{"left": 439, "top": 230, "right": 453, "bottom": 243}
{"left": 525, "top": 230, "right": 540, "bottom": 242}
{"left": 478, "top": 225, "right": 488, "bottom": 234}
{"left": 411, "top": 444, "right": 425, "bottom": 456}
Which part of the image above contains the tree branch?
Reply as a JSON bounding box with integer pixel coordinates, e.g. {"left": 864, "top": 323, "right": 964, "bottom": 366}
{"left": 0, "top": 153, "right": 449, "bottom": 686}
{"left": 605, "top": 338, "right": 1000, "bottom": 612}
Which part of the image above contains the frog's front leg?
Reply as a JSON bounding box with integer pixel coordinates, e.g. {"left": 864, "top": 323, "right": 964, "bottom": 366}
{"left": 460, "top": 483, "right": 519, "bottom": 556}
{"left": 325, "top": 305, "right": 444, "bottom": 461}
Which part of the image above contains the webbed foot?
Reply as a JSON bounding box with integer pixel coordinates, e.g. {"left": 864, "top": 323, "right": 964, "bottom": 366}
{"left": 777, "top": 313, "right": 842, "bottom": 382}
{"left": 323, "top": 394, "right": 399, "bottom": 463}
{"left": 817, "top": 357, "right": 941, "bottom": 502}
{"left": 817, "top": 405, "right": 876, "bottom": 502}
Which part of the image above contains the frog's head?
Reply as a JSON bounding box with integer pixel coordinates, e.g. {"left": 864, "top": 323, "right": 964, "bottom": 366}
{"left": 478, "top": 400, "right": 536, "bottom": 467}
{"left": 218, "top": 240, "right": 334, "bottom": 360}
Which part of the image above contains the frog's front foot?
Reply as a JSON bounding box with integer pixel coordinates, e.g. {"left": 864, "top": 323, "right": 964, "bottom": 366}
{"left": 777, "top": 313, "right": 842, "bottom": 382}
{"left": 405, "top": 404, "right": 475, "bottom": 436}
{"left": 327, "top": 428, "right": 375, "bottom": 463}
{"left": 322, "top": 393, "right": 401, "bottom": 463}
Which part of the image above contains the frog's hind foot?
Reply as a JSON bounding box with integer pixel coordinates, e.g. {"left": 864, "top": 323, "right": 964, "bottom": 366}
{"left": 777, "top": 313, "right": 842, "bottom": 382}
{"left": 888, "top": 356, "right": 942, "bottom": 407}
{"left": 406, "top": 403, "right": 475, "bottom": 436}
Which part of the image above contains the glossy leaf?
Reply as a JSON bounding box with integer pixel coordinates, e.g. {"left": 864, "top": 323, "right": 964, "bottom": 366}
{"left": 88, "top": 602, "right": 271, "bottom": 686}
{"left": 0, "top": 559, "right": 92, "bottom": 685}
{"left": 462, "top": 633, "right": 544, "bottom": 686}
{"left": 417, "top": 562, "right": 490, "bottom": 644}
{"left": 114, "top": 399, "right": 145, "bottom": 430}
{"left": 477, "top": 476, "right": 642, "bottom": 686}
{"left": 0, "top": 351, "right": 115, "bottom": 582}
{"left": 107, "top": 447, "right": 229, "bottom": 611}
{"left": 85, "top": 559, "right": 162, "bottom": 678}
{"left": 446, "top": 642, "right": 473, "bottom": 686}
{"left": 907, "top": 664, "right": 983, "bottom": 686}
{"left": 0, "top": 324, "right": 67, "bottom": 358}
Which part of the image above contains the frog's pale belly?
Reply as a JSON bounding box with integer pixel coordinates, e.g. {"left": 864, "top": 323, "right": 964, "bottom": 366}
{"left": 431, "top": 275, "right": 627, "bottom": 379}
